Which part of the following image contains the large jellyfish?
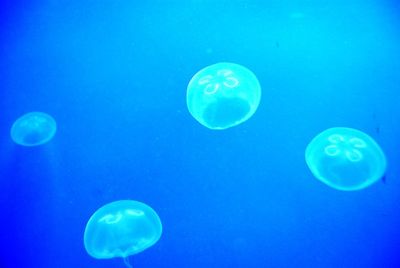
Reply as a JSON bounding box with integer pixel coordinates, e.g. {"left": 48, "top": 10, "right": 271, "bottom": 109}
{"left": 305, "top": 127, "right": 387, "bottom": 191}
{"left": 10, "top": 112, "right": 57, "bottom": 146}
{"left": 84, "top": 200, "right": 162, "bottom": 268}
{"left": 187, "top": 62, "right": 261, "bottom": 130}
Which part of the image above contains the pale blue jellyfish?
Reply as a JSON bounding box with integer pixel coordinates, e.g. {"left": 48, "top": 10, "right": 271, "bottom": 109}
{"left": 10, "top": 112, "right": 57, "bottom": 146}
{"left": 187, "top": 62, "right": 261, "bottom": 130}
{"left": 305, "top": 127, "right": 387, "bottom": 191}
{"left": 84, "top": 200, "right": 162, "bottom": 268}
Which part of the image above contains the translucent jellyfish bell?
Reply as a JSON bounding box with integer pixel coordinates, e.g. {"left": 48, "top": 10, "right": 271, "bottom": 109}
{"left": 84, "top": 200, "right": 162, "bottom": 268}
{"left": 187, "top": 62, "right": 261, "bottom": 130}
{"left": 305, "top": 127, "right": 387, "bottom": 191}
{"left": 10, "top": 112, "right": 57, "bottom": 146}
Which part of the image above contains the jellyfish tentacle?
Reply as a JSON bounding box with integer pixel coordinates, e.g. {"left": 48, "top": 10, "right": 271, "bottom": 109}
{"left": 123, "top": 256, "right": 133, "bottom": 268}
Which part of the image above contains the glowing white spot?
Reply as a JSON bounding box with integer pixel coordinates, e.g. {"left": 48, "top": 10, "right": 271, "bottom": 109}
{"left": 349, "top": 137, "right": 366, "bottom": 148}
{"left": 99, "top": 213, "right": 123, "bottom": 224}
{"left": 224, "top": 77, "right": 239, "bottom": 88}
{"left": 324, "top": 145, "right": 340, "bottom": 156}
{"left": 217, "top": 69, "right": 233, "bottom": 76}
{"left": 198, "top": 75, "right": 213, "bottom": 85}
{"left": 328, "top": 134, "right": 344, "bottom": 143}
{"left": 346, "top": 149, "right": 363, "bottom": 162}
{"left": 125, "top": 209, "right": 144, "bottom": 217}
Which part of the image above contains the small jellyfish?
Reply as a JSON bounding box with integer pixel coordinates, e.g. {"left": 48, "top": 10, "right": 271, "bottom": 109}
{"left": 10, "top": 112, "right": 57, "bottom": 146}
{"left": 305, "top": 127, "right": 387, "bottom": 191}
{"left": 187, "top": 62, "right": 261, "bottom": 130}
{"left": 84, "top": 200, "right": 162, "bottom": 268}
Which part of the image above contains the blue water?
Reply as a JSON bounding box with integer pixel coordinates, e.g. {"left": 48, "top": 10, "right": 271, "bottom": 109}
{"left": 1, "top": 1, "right": 400, "bottom": 267}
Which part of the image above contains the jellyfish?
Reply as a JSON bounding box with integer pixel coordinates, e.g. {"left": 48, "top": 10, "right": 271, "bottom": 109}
{"left": 305, "top": 127, "right": 387, "bottom": 191}
{"left": 187, "top": 62, "right": 261, "bottom": 130}
{"left": 10, "top": 112, "right": 57, "bottom": 146}
{"left": 84, "top": 200, "right": 162, "bottom": 268}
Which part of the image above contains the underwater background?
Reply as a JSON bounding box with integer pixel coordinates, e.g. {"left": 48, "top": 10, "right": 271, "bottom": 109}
{"left": 1, "top": 0, "right": 400, "bottom": 267}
